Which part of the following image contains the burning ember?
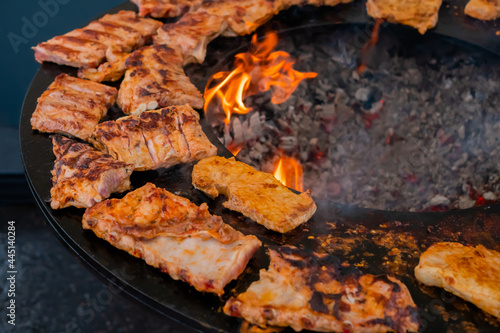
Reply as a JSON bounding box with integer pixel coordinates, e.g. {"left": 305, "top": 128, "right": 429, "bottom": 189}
{"left": 273, "top": 155, "right": 304, "bottom": 192}
{"left": 196, "top": 24, "right": 500, "bottom": 212}
{"left": 204, "top": 31, "right": 318, "bottom": 124}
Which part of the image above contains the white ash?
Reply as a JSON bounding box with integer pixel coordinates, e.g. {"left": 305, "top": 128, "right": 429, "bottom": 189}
{"left": 198, "top": 27, "right": 500, "bottom": 211}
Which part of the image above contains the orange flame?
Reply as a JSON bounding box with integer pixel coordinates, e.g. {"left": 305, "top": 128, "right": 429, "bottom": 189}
{"left": 273, "top": 156, "right": 304, "bottom": 192}
{"left": 357, "top": 19, "right": 382, "bottom": 74}
{"left": 227, "top": 142, "right": 243, "bottom": 156}
{"left": 204, "top": 32, "right": 317, "bottom": 125}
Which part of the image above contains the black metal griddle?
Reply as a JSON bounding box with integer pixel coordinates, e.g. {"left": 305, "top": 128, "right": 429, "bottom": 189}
{"left": 20, "top": 1, "right": 500, "bottom": 332}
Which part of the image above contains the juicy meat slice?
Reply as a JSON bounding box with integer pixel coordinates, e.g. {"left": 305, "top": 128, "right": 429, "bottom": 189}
{"left": 99, "top": 10, "right": 163, "bottom": 37}
{"left": 33, "top": 11, "right": 162, "bottom": 68}
{"left": 77, "top": 48, "right": 129, "bottom": 82}
{"left": 117, "top": 45, "right": 204, "bottom": 115}
{"left": 82, "top": 183, "right": 262, "bottom": 295}
{"left": 50, "top": 135, "right": 133, "bottom": 210}
{"left": 92, "top": 104, "right": 217, "bottom": 171}
{"left": 415, "top": 242, "right": 500, "bottom": 319}
{"left": 465, "top": 0, "right": 500, "bottom": 20}
{"left": 30, "top": 74, "right": 117, "bottom": 140}
{"left": 366, "top": 0, "right": 443, "bottom": 34}
{"left": 224, "top": 246, "right": 420, "bottom": 332}
{"left": 154, "top": 12, "right": 228, "bottom": 65}
{"left": 197, "top": 0, "right": 284, "bottom": 36}
{"left": 192, "top": 156, "right": 317, "bottom": 233}
{"left": 131, "top": 0, "right": 201, "bottom": 18}
{"left": 33, "top": 35, "right": 107, "bottom": 68}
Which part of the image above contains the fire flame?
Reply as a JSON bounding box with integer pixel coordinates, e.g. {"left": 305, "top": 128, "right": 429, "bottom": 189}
{"left": 204, "top": 32, "right": 318, "bottom": 124}
{"left": 227, "top": 142, "right": 243, "bottom": 156}
{"left": 273, "top": 156, "right": 304, "bottom": 192}
{"left": 357, "top": 19, "right": 382, "bottom": 74}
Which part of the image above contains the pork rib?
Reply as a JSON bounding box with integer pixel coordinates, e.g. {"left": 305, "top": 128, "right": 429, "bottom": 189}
{"left": 116, "top": 45, "right": 203, "bottom": 115}
{"left": 30, "top": 74, "right": 117, "bottom": 141}
{"left": 92, "top": 104, "right": 217, "bottom": 171}
{"left": 50, "top": 135, "right": 133, "bottom": 209}
{"left": 82, "top": 183, "right": 262, "bottom": 295}
{"left": 33, "top": 11, "right": 162, "bottom": 68}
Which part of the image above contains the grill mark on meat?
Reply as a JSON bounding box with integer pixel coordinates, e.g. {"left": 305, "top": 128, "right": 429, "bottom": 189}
{"left": 31, "top": 74, "right": 116, "bottom": 140}
{"left": 138, "top": 87, "right": 155, "bottom": 97}
{"left": 78, "top": 29, "right": 126, "bottom": 44}
{"left": 153, "top": 53, "right": 168, "bottom": 66}
{"left": 51, "top": 35, "right": 106, "bottom": 51}
{"left": 125, "top": 50, "right": 144, "bottom": 67}
{"left": 50, "top": 136, "right": 132, "bottom": 209}
{"left": 41, "top": 102, "right": 100, "bottom": 121}
{"left": 92, "top": 105, "right": 215, "bottom": 171}
{"left": 37, "top": 43, "right": 82, "bottom": 58}
{"left": 97, "top": 21, "right": 141, "bottom": 35}
{"left": 175, "top": 109, "right": 193, "bottom": 162}
{"left": 117, "top": 44, "right": 202, "bottom": 114}
{"left": 33, "top": 11, "right": 161, "bottom": 68}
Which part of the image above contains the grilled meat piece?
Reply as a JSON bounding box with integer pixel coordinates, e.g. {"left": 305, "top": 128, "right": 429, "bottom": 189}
{"left": 224, "top": 246, "right": 420, "bottom": 332}
{"left": 154, "top": 12, "right": 227, "bottom": 65}
{"left": 82, "top": 183, "right": 262, "bottom": 295}
{"left": 192, "top": 156, "right": 317, "bottom": 233}
{"left": 465, "top": 0, "right": 500, "bottom": 20}
{"left": 50, "top": 135, "right": 133, "bottom": 210}
{"left": 77, "top": 48, "right": 129, "bottom": 82}
{"left": 117, "top": 45, "right": 203, "bottom": 115}
{"left": 131, "top": 0, "right": 201, "bottom": 18}
{"left": 30, "top": 74, "right": 117, "bottom": 141}
{"left": 415, "top": 242, "right": 500, "bottom": 319}
{"left": 33, "top": 11, "right": 162, "bottom": 68}
{"left": 197, "top": 0, "right": 284, "bottom": 36}
{"left": 366, "top": 0, "right": 443, "bottom": 34}
{"left": 92, "top": 104, "right": 217, "bottom": 171}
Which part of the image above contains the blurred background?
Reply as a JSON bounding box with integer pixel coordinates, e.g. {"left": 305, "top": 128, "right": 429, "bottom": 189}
{"left": 0, "top": 1, "right": 199, "bottom": 332}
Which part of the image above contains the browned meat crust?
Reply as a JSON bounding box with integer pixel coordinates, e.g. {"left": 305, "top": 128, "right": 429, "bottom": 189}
{"left": 33, "top": 11, "right": 162, "bottom": 68}
{"left": 465, "top": 0, "right": 500, "bottom": 20}
{"left": 30, "top": 74, "right": 117, "bottom": 140}
{"left": 77, "top": 48, "right": 129, "bottom": 82}
{"left": 50, "top": 135, "right": 133, "bottom": 209}
{"left": 131, "top": 0, "right": 201, "bottom": 18}
{"left": 116, "top": 45, "right": 204, "bottom": 115}
{"left": 92, "top": 104, "right": 217, "bottom": 171}
{"left": 366, "top": 0, "right": 443, "bottom": 34}
{"left": 153, "top": 12, "right": 227, "bottom": 65}
{"left": 192, "top": 156, "right": 317, "bottom": 233}
{"left": 415, "top": 242, "right": 500, "bottom": 319}
{"left": 82, "top": 183, "right": 262, "bottom": 295}
{"left": 224, "top": 246, "right": 420, "bottom": 332}
{"left": 197, "top": 0, "right": 284, "bottom": 36}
